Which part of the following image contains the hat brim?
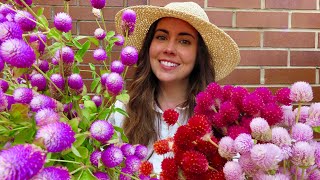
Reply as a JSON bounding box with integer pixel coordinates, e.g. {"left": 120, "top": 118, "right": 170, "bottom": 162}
{"left": 115, "top": 5, "right": 240, "bottom": 81}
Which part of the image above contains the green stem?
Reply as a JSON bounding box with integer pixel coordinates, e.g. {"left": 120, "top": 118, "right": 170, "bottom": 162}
{"left": 99, "top": 10, "right": 107, "bottom": 32}
{"left": 295, "top": 103, "right": 302, "bottom": 123}
{"left": 301, "top": 168, "right": 305, "bottom": 180}
{"left": 113, "top": 168, "right": 139, "bottom": 180}
{"left": 47, "top": 159, "right": 81, "bottom": 164}
{"left": 71, "top": 166, "right": 85, "bottom": 175}
{"left": 95, "top": 18, "right": 102, "bottom": 29}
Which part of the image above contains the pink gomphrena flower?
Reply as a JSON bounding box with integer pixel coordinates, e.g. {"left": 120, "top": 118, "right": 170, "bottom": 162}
{"left": 181, "top": 150, "right": 209, "bottom": 174}
{"left": 250, "top": 117, "right": 271, "bottom": 141}
{"left": 0, "top": 79, "right": 9, "bottom": 92}
{"left": 93, "top": 48, "right": 107, "bottom": 61}
{"left": 121, "top": 143, "right": 135, "bottom": 157}
{"left": 92, "top": 95, "right": 102, "bottom": 107}
{"left": 230, "top": 86, "right": 249, "bottom": 109}
{"left": 0, "top": 4, "right": 15, "bottom": 16}
{"left": 314, "top": 143, "right": 320, "bottom": 168}
{"left": 227, "top": 125, "right": 250, "bottom": 140}
{"left": 105, "top": 72, "right": 124, "bottom": 95}
{"left": 251, "top": 143, "right": 283, "bottom": 171}
{"left": 290, "top": 166, "right": 309, "bottom": 179}
{"left": 280, "top": 145, "right": 292, "bottom": 160}
{"left": 163, "top": 109, "right": 179, "bottom": 126}
{"left": 238, "top": 153, "right": 259, "bottom": 177}
{"left": 271, "top": 127, "right": 291, "bottom": 147}
{"left": 90, "top": 120, "right": 114, "bottom": 143}
{"left": 291, "top": 141, "right": 315, "bottom": 167}
{"left": 101, "top": 146, "right": 124, "bottom": 168}
{"left": 306, "top": 103, "right": 320, "bottom": 127}
{"left": 195, "top": 91, "right": 214, "bottom": 110}
{"left": 91, "top": 8, "right": 101, "bottom": 18}
{"left": 290, "top": 81, "right": 313, "bottom": 102}
{"left": 253, "top": 87, "right": 275, "bottom": 104}
{"left": 294, "top": 106, "right": 309, "bottom": 123}
{"left": 291, "top": 123, "right": 313, "bottom": 142}
{"left": 121, "top": 9, "right": 136, "bottom": 35}
{"left": 134, "top": 144, "right": 148, "bottom": 160}
{"left": 50, "top": 74, "right": 65, "bottom": 90}
{"left": 90, "top": 0, "right": 106, "bottom": 9}
{"left": 54, "top": 12, "right": 72, "bottom": 32}
{"left": 125, "top": 155, "right": 141, "bottom": 173}
{"left": 35, "top": 108, "right": 60, "bottom": 126}
{"left": 100, "top": 73, "right": 109, "bottom": 86}
{"left": 14, "top": 0, "right": 32, "bottom": 7}
{"left": 90, "top": 149, "right": 102, "bottom": 167}
{"left": 14, "top": 10, "right": 36, "bottom": 31}
{"left": 222, "top": 85, "right": 234, "bottom": 101}
{"left": 36, "top": 122, "right": 75, "bottom": 152}
{"left": 308, "top": 166, "right": 320, "bottom": 180}
{"left": 0, "top": 22, "right": 22, "bottom": 43}
{"left": 242, "top": 93, "right": 264, "bottom": 116}
{"left": 94, "top": 28, "right": 106, "bottom": 40}
{"left": 219, "top": 101, "right": 239, "bottom": 124}
{"left": 120, "top": 46, "right": 138, "bottom": 66}
{"left": 1, "top": 39, "right": 35, "bottom": 68}
{"left": 0, "top": 88, "right": 7, "bottom": 111}
{"left": 218, "top": 136, "right": 237, "bottom": 159}
{"left": 30, "top": 32, "right": 47, "bottom": 54}
{"left": 223, "top": 161, "right": 245, "bottom": 180}
{"left": 30, "top": 94, "right": 57, "bottom": 112}
{"left": 275, "top": 87, "right": 291, "bottom": 105}
{"left": 0, "top": 56, "right": 4, "bottom": 72}
{"left": 114, "top": 34, "right": 125, "bottom": 46}
{"left": 110, "top": 60, "right": 125, "bottom": 74}
{"left": 261, "top": 103, "right": 283, "bottom": 126}
{"left": 13, "top": 87, "right": 33, "bottom": 104}
{"left": 31, "top": 73, "right": 47, "bottom": 91}
{"left": 254, "top": 172, "right": 290, "bottom": 180}
{"left": 188, "top": 114, "right": 211, "bottom": 137}
{"left": 234, "top": 133, "right": 253, "bottom": 154}
{"left": 31, "top": 166, "right": 71, "bottom": 180}
{"left": 93, "top": 171, "right": 110, "bottom": 180}
{"left": 279, "top": 105, "right": 295, "bottom": 127}
{"left": 0, "top": 144, "right": 46, "bottom": 180}
{"left": 68, "top": 74, "right": 83, "bottom": 91}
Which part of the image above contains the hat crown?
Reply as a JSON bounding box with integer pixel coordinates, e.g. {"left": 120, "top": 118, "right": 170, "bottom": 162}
{"left": 164, "top": 2, "right": 209, "bottom": 22}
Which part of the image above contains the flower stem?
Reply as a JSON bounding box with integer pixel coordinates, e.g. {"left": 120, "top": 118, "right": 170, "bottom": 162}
{"left": 71, "top": 166, "right": 85, "bottom": 175}
{"left": 208, "top": 137, "right": 219, "bottom": 148}
{"left": 295, "top": 102, "right": 302, "bottom": 123}
{"left": 47, "top": 159, "right": 81, "bottom": 164}
{"left": 113, "top": 168, "right": 140, "bottom": 180}
{"left": 301, "top": 168, "right": 305, "bottom": 180}
{"left": 99, "top": 10, "right": 107, "bottom": 32}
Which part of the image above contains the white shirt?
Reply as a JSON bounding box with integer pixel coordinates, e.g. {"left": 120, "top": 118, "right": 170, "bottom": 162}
{"left": 109, "top": 100, "right": 189, "bottom": 175}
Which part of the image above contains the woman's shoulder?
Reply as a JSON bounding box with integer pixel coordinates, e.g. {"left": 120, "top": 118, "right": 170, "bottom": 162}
{"left": 109, "top": 100, "right": 127, "bottom": 127}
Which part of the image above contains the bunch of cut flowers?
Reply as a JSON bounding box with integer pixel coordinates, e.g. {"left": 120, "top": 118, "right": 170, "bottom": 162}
{"left": 156, "top": 81, "right": 320, "bottom": 179}
{"left": 0, "top": 0, "right": 157, "bottom": 179}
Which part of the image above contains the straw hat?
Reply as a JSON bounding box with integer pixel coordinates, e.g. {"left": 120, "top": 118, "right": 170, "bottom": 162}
{"left": 115, "top": 2, "right": 240, "bottom": 81}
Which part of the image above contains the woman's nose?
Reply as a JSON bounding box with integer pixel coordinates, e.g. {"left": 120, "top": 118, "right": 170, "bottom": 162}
{"left": 163, "top": 40, "right": 176, "bottom": 55}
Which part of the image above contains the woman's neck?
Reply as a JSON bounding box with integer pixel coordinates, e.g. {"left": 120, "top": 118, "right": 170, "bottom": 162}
{"left": 157, "top": 81, "right": 188, "bottom": 111}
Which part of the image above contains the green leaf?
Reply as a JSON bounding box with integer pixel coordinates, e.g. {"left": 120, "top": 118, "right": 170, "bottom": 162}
{"left": 9, "top": 104, "right": 31, "bottom": 123}
{"left": 73, "top": 95, "right": 81, "bottom": 101}
{"left": 71, "top": 145, "right": 82, "bottom": 157}
{"left": 90, "top": 78, "right": 100, "bottom": 92}
{"left": 68, "top": 117, "right": 80, "bottom": 132}
{"left": 0, "top": 125, "right": 8, "bottom": 135}
{"left": 77, "top": 147, "right": 89, "bottom": 159}
{"left": 38, "top": 15, "right": 49, "bottom": 29}
{"left": 106, "top": 31, "right": 115, "bottom": 40}
{"left": 82, "top": 95, "right": 91, "bottom": 101}
{"left": 76, "top": 40, "right": 90, "bottom": 58}
{"left": 84, "top": 100, "right": 97, "bottom": 113}
{"left": 89, "top": 63, "right": 95, "bottom": 71}
{"left": 63, "top": 32, "right": 72, "bottom": 41}
{"left": 73, "top": 66, "right": 80, "bottom": 74}
{"left": 47, "top": 28, "right": 61, "bottom": 40}
{"left": 12, "top": 68, "right": 29, "bottom": 78}
{"left": 75, "top": 55, "right": 83, "bottom": 63}
{"left": 313, "top": 126, "right": 320, "bottom": 133}
{"left": 114, "top": 107, "right": 129, "bottom": 118}
{"left": 116, "top": 93, "right": 130, "bottom": 104}
{"left": 73, "top": 133, "right": 88, "bottom": 147}
{"left": 74, "top": 36, "right": 88, "bottom": 41}
{"left": 72, "top": 39, "right": 82, "bottom": 49}
{"left": 13, "top": 127, "right": 36, "bottom": 144}
{"left": 97, "top": 108, "right": 111, "bottom": 120}
{"left": 36, "top": 8, "right": 44, "bottom": 17}
{"left": 80, "top": 169, "right": 97, "bottom": 180}
{"left": 96, "top": 84, "right": 102, "bottom": 94}
{"left": 114, "top": 126, "right": 129, "bottom": 143}
{"left": 87, "top": 37, "right": 99, "bottom": 46}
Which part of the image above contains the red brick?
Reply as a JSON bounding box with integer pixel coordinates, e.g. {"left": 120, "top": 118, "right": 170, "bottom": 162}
{"left": 218, "top": 69, "right": 261, "bottom": 85}
{"left": 34, "top": 0, "right": 76, "bottom": 5}
{"left": 236, "top": 12, "right": 288, "bottom": 28}
{"left": 31, "top": 6, "right": 51, "bottom": 20}
{"left": 208, "top": 0, "right": 260, "bottom": 9}
{"left": 206, "top": 11, "right": 233, "bottom": 27}
{"left": 265, "top": 0, "right": 317, "bottom": 10}
{"left": 292, "top": 13, "right": 320, "bottom": 29}
{"left": 264, "top": 68, "right": 316, "bottom": 84}
{"left": 127, "top": 0, "right": 147, "bottom": 6}
{"left": 79, "top": 0, "right": 124, "bottom": 7}
{"left": 78, "top": 21, "right": 115, "bottom": 35}
{"left": 149, "top": 0, "right": 204, "bottom": 7}
{"left": 240, "top": 50, "right": 287, "bottom": 66}
{"left": 226, "top": 31, "right": 260, "bottom": 47}
{"left": 290, "top": 51, "right": 320, "bottom": 66}
{"left": 82, "top": 51, "right": 121, "bottom": 65}
{"left": 264, "top": 32, "right": 315, "bottom": 48}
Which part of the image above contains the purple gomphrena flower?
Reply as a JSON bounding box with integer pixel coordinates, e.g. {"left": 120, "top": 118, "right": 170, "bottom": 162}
{"left": 63, "top": 103, "right": 72, "bottom": 113}
{"left": 0, "top": 38, "right": 35, "bottom": 68}
{"left": 94, "top": 28, "right": 106, "bottom": 40}
{"left": 125, "top": 155, "right": 141, "bottom": 173}
{"left": 90, "top": 120, "right": 114, "bottom": 143}
{"left": 250, "top": 143, "right": 283, "bottom": 171}
{"left": 110, "top": 60, "right": 125, "bottom": 74}
{"left": 90, "top": 0, "right": 106, "bottom": 9}
{"left": 0, "top": 14, "right": 6, "bottom": 23}
{"left": 101, "top": 146, "right": 124, "bottom": 168}
{"left": 90, "top": 149, "right": 102, "bottom": 167}
{"left": 35, "top": 108, "right": 60, "bottom": 126}
{"left": 50, "top": 74, "right": 65, "bottom": 90}
{"left": 0, "top": 56, "right": 4, "bottom": 72}
{"left": 134, "top": 144, "right": 148, "bottom": 160}
{"left": 291, "top": 141, "right": 315, "bottom": 167}
{"left": 307, "top": 103, "right": 320, "bottom": 127}
{"left": 37, "top": 60, "right": 49, "bottom": 73}
{"left": 105, "top": 72, "right": 124, "bottom": 95}
{"left": 291, "top": 123, "right": 313, "bottom": 142}
{"left": 279, "top": 105, "right": 295, "bottom": 127}
{"left": 36, "top": 122, "right": 75, "bottom": 152}
{"left": 218, "top": 136, "right": 237, "bottom": 159}
{"left": 31, "top": 73, "right": 47, "bottom": 91}
{"left": 30, "top": 94, "right": 57, "bottom": 112}
{"left": 114, "top": 34, "right": 124, "bottom": 46}
{"left": 121, "top": 9, "right": 136, "bottom": 35}
{"left": 30, "top": 32, "right": 47, "bottom": 54}
{"left": 6, "top": 13, "right": 14, "bottom": 22}
{"left": 13, "top": 87, "right": 33, "bottom": 104}
{"left": 5, "top": 95, "right": 14, "bottom": 110}
{"left": 120, "top": 46, "right": 138, "bottom": 66}
{"left": 0, "top": 4, "right": 15, "bottom": 16}
{"left": 0, "top": 88, "right": 7, "bottom": 111}
{"left": 93, "top": 171, "right": 110, "bottom": 180}
{"left": 238, "top": 153, "right": 259, "bottom": 177}
{"left": 0, "top": 144, "right": 46, "bottom": 180}
{"left": 14, "top": 10, "right": 36, "bottom": 31}
{"left": 92, "top": 95, "right": 102, "bottom": 107}
{"left": 119, "top": 167, "right": 133, "bottom": 180}
{"left": 250, "top": 117, "right": 271, "bottom": 141}
{"left": 0, "top": 79, "right": 8, "bottom": 92}
{"left": 52, "top": 54, "right": 59, "bottom": 65}
{"left": 121, "top": 143, "right": 135, "bottom": 157}
{"left": 93, "top": 48, "right": 107, "bottom": 61}
{"left": 223, "top": 161, "right": 244, "bottom": 180}
{"left": 234, "top": 133, "right": 253, "bottom": 154}
{"left": 0, "top": 21, "right": 22, "bottom": 43}
{"left": 290, "top": 81, "right": 313, "bottom": 102}
{"left": 68, "top": 74, "right": 83, "bottom": 90}
{"left": 308, "top": 168, "right": 320, "bottom": 180}
{"left": 54, "top": 12, "right": 72, "bottom": 32}
{"left": 271, "top": 127, "right": 291, "bottom": 147}
{"left": 31, "top": 166, "right": 70, "bottom": 180}
{"left": 315, "top": 145, "right": 320, "bottom": 168}
{"left": 58, "top": 46, "right": 75, "bottom": 63}
{"left": 14, "top": 0, "right": 32, "bottom": 7}
{"left": 100, "top": 73, "right": 109, "bottom": 86}
{"left": 294, "top": 106, "right": 309, "bottom": 123}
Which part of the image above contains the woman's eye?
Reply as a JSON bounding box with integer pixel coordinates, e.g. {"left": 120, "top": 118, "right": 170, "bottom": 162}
{"left": 180, "top": 40, "right": 191, "bottom": 45}
{"left": 155, "top": 35, "right": 166, "bottom": 40}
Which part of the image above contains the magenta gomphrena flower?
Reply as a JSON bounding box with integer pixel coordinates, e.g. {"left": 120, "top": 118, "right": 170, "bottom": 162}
{"left": 31, "top": 73, "right": 47, "bottom": 91}
{"left": 294, "top": 106, "right": 309, "bottom": 123}
{"left": 290, "top": 81, "right": 313, "bottom": 102}
{"left": 250, "top": 117, "right": 271, "bottom": 141}
{"left": 56, "top": 46, "right": 75, "bottom": 63}
{"left": 0, "top": 14, "right": 6, "bottom": 23}
{"left": 271, "top": 127, "right": 291, "bottom": 147}
{"left": 0, "top": 38, "right": 35, "bottom": 68}
{"left": 120, "top": 46, "right": 138, "bottom": 66}
{"left": 279, "top": 105, "right": 295, "bottom": 127}
{"left": 261, "top": 103, "right": 283, "bottom": 126}
{"left": 0, "top": 88, "right": 7, "bottom": 111}
{"left": 94, "top": 28, "right": 106, "bottom": 40}
{"left": 308, "top": 168, "right": 320, "bottom": 180}
{"left": 37, "top": 60, "right": 49, "bottom": 73}
{"left": 110, "top": 60, "right": 125, "bottom": 74}
{"left": 90, "top": 120, "right": 114, "bottom": 143}
{"left": 100, "top": 73, "right": 109, "bottom": 86}
{"left": 222, "top": 85, "right": 234, "bottom": 101}
{"left": 5, "top": 13, "right": 14, "bottom": 22}
{"left": 90, "top": 149, "right": 102, "bottom": 167}
{"left": 195, "top": 91, "right": 214, "bottom": 110}
{"left": 13, "top": 87, "right": 33, "bottom": 104}
{"left": 0, "top": 80, "right": 8, "bottom": 92}
{"left": 121, "top": 143, "right": 135, "bottom": 157}
{"left": 230, "top": 86, "right": 249, "bottom": 108}
{"left": 218, "top": 136, "right": 237, "bottom": 159}
{"left": 68, "top": 74, "right": 83, "bottom": 90}
{"left": 275, "top": 87, "right": 291, "bottom": 105}
{"left": 35, "top": 108, "right": 60, "bottom": 126}
{"left": 101, "top": 146, "right": 124, "bottom": 168}
{"left": 5, "top": 95, "right": 14, "bottom": 110}
{"left": 125, "top": 155, "right": 141, "bottom": 173}
{"left": 291, "top": 141, "right": 315, "bottom": 167}
{"left": 0, "top": 56, "right": 4, "bottom": 72}
{"left": 220, "top": 101, "right": 240, "bottom": 124}
{"left": 30, "top": 94, "right": 57, "bottom": 112}
{"left": 223, "top": 161, "right": 245, "bottom": 180}
{"left": 121, "top": 9, "right": 136, "bottom": 35}
{"left": 119, "top": 167, "right": 133, "bottom": 180}
{"left": 134, "top": 144, "right": 148, "bottom": 160}
{"left": 234, "top": 133, "right": 253, "bottom": 154}
{"left": 54, "top": 12, "right": 72, "bottom": 32}
{"left": 105, "top": 72, "right": 124, "bottom": 95}
{"left": 92, "top": 95, "right": 102, "bottom": 107}
{"left": 242, "top": 93, "right": 264, "bottom": 116}
{"left": 0, "top": 144, "right": 46, "bottom": 180}
{"left": 114, "top": 34, "right": 124, "bottom": 46}
{"left": 90, "top": 0, "right": 106, "bottom": 9}
{"left": 253, "top": 87, "right": 274, "bottom": 104}
{"left": 0, "top": 4, "right": 14, "bottom": 16}
{"left": 206, "top": 82, "right": 223, "bottom": 100}
{"left": 14, "top": 10, "right": 36, "bottom": 31}
{"left": 93, "top": 48, "right": 107, "bottom": 61}
{"left": 291, "top": 123, "right": 313, "bottom": 142}
{"left": 50, "top": 74, "right": 65, "bottom": 90}
{"left": 0, "top": 22, "right": 22, "bottom": 43}
{"left": 30, "top": 32, "right": 47, "bottom": 54}
{"left": 36, "top": 122, "right": 75, "bottom": 152}
{"left": 94, "top": 171, "right": 110, "bottom": 180}
{"left": 251, "top": 143, "right": 283, "bottom": 171}
{"left": 31, "top": 166, "right": 70, "bottom": 180}
{"left": 227, "top": 125, "right": 250, "bottom": 140}
{"left": 238, "top": 153, "right": 259, "bottom": 177}
{"left": 14, "top": 0, "right": 32, "bottom": 7}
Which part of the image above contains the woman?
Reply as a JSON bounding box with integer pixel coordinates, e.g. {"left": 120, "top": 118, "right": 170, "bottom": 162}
{"left": 112, "top": 1, "right": 240, "bottom": 174}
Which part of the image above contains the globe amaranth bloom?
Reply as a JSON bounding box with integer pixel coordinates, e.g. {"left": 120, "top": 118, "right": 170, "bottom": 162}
{"left": 250, "top": 143, "right": 283, "bottom": 171}
{"left": 30, "top": 94, "right": 57, "bottom": 112}
{"left": 90, "top": 120, "right": 114, "bottom": 143}
{"left": 105, "top": 72, "right": 124, "bottom": 95}
{"left": 31, "top": 166, "right": 70, "bottom": 180}
{"left": 110, "top": 60, "right": 125, "bottom": 74}
{"left": 90, "top": 0, "right": 106, "bottom": 9}
{"left": 250, "top": 117, "right": 271, "bottom": 141}
{"left": 121, "top": 9, "right": 136, "bottom": 35}
{"left": 114, "top": 34, "right": 124, "bottom": 46}
{"left": 35, "top": 108, "right": 60, "bottom": 126}
{"left": 31, "top": 73, "right": 47, "bottom": 91}
{"left": 101, "top": 146, "right": 124, "bottom": 168}
{"left": 54, "top": 12, "right": 72, "bottom": 32}
{"left": 218, "top": 136, "right": 237, "bottom": 159}
{"left": 94, "top": 28, "right": 106, "bottom": 40}
{"left": 68, "top": 74, "right": 83, "bottom": 90}
{"left": 134, "top": 144, "right": 148, "bottom": 160}
{"left": 234, "top": 133, "right": 253, "bottom": 154}
{"left": 30, "top": 32, "right": 47, "bottom": 54}
{"left": 14, "top": 10, "right": 36, "bottom": 31}
{"left": 291, "top": 141, "right": 315, "bottom": 167}
{"left": 90, "top": 149, "right": 102, "bottom": 167}
{"left": 125, "top": 155, "right": 141, "bottom": 173}
{"left": 0, "top": 88, "right": 7, "bottom": 111}
{"left": 271, "top": 127, "right": 291, "bottom": 147}
{"left": 291, "top": 123, "right": 313, "bottom": 142}
{"left": 120, "top": 46, "right": 138, "bottom": 66}
{"left": 223, "top": 161, "right": 245, "bottom": 180}
{"left": 93, "top": 171, "right": 110, "bottom": 180}
{"left": 0, "top": 21, "right": 22, "bottom": 43}
{"left": 93, "top": 48, "right": 107, "bottom": 61}
{"left": 290, "top": 81, "right": 313, "bottom": 102}
{"left": 13, "top": 87, "right": 33, "bottom": 104}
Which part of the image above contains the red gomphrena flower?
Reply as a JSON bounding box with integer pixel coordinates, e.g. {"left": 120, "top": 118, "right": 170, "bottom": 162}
{"left": 195, "top": 91, "right": 214, "bottom": 110}
{"left": 261, "top": 103, "right": 283, "bottom": 126}
{"left": 195, "top": 135, "right": 219, "bottom": 157}
{"left": 153, "top": 138, "right": 173, "bottom": 155}
{"left": 253, "top": 87, "right": 275, "bottom": 104}
{"left": 230, "top": 86, "right": 249, "bottom": 109}
{"left": 219, "top": 101, "right": 240, "bottom": 124}
{"left": 188, "top": 114, "right": 211, "bottom": 137}
{"left": 242, "top": 93, "right": 264, "bottom": 116}
{"left": 173, "top": 125, "right": 197, "bottom": 150}
{"left": 163, "top": 109, "right": 179, "bottom": 126}
{"left": 183, "top": 171, "right": 207, "bottom": 180}
{"left": 275, "top": 87, "right": 291, "bottom": 105}
{"left": 194, "top": 104, "right": 207, "bottom": 115}
{"left": 240, "top": 116, "right": 253, "bottom": 133}
{"left": 161, "top": 158, "right": 178, "bottom": 179}
{"left": 227, "top": 125, "right": 250, "bottom": 139}
{"left": 172, "top": 144, "right": 187, "bottom": 165}
{"left": 181, "top": 150, "right": 209, "bottom": 174}
{"left": 222, "top": 85, "right": 234, "bottom": 102}
{"left": 139, "top": 161, "right": 153, "bottom": 176}
{"left": 208, "top": 154, "right": 227, "bottom": 170}
{"left": 211, "top": 112, "right": 227, "bottom": 128}
{"left": 204, "top": 169, "right": 225, "bottom": 180}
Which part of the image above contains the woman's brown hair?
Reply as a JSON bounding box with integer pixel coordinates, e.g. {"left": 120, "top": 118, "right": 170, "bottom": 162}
{"left": 123, "top": 19, "right": 215, "bottom": 146}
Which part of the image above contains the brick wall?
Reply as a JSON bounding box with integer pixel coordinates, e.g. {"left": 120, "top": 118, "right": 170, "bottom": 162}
{"left": 24, "top": 0, "right": 320, "bottom": 101}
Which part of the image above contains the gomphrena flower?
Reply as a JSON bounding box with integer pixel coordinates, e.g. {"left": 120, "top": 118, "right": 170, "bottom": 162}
{"left": 294, "top": 106, "right": 309, "bottom": 123}
{"left": 14, "top": 0, "right": 32, "bottom": 7}
{"left": 119, "top": 167, "right": 133, "bottom": 180}
{"left": 30, "top": 32, "right": 47, "bottom": 54}
{"left": 54, "top": 46, "right": 75, "bottom": 64}
{"left": 90, "top": 120, "right": 114, "bottom": 143}
{"left": 90, "top": 149, "right": 102, "bottom": 167}
{"left": 219, "top": 101, "right": 239, "bottom": 124}
{"left": 291, "top": 123, "right": 313, "bottom": 142}
{"left": 188, "top": 115, "right": 211, "bottom": 137}
{"left": 252, "top": 87, "right": 274, "bottom": 104}
{"left": 174, "top": 125, "right": 197, "bottom": 150}
{"left": 13, "top": 87, "right": 33, "bottom": 104}
{"left": 234, "top": 133, "right": 253, "bottom": 154}
{"left": 0, "top": 38, "right": 35, "bottom": 68}
{"left": 163, "top": 109, "right": 179, "bottom": 126}
{"left": 120, "top": 46, "right": 138, "bottom": 66}
{"left": 261, "top": 103, "right": 283, "bottom": 126}
{"left": 275, "top": 87, "right": 291, "bottom": 105}
{"left": 195, "top": 91, "right": 214, "bottom": 111}
{"left": 30, "top": 94, "right": 57, "bottom": 112}
{"left": 181, "top": 150, "right": 208, "bottom": 174}
{"left": 0, "top": 4, "right": 15, "bottom": 16}
{"left": 93, "top": 171, "right": 110, "bottom": 180}
{"left": 290, "top": 81, "right": 313, "bottom": 102}
{"left": 309, "top": 168, "right": 320, "bottom": 180}
{"left": 110, "top": 60, "right": 125, "bottom": 74}
{"left": 139, "top": 161, "right": 153, "bottom": 176}
{"left": 54, "top": 12, "right": 72, "bottom": 32}
{"left": 114, "top": 34, "right": 124, "bottom": 46}
{"left": 50, "top": 74, "right": 65, "bottom": 90}
{"left": 307, "top": 103, "right": 320, "bottom": 127}
{"left": 238, "top": 152, "right": 259, "bottom": 177}
{"left": 195, "top": 135, "right": 218, "bottom": 157}
{"left": 218, "top": 136, "right": 237, "bottom": 159}
{"left": 121, "top": 9, "right": 136, "bottom": 35}
{"left": 14, "top": 10, "right": 36, "bottom": 31}
{"left": 105, "top": 72, "right": 124, "bottom": 95}
{"left": 68, "top": 74, "right": 83, "bottom": 90}
{"left": 0, "top": 88, "right": 7, "bottom": 111}
{"left": 94, "top": 28, "right": 106, "bottom": 40}
{"left": 271, "top": 127, "right": 291, "bottom": 147}
{"left": 5, "top": 95, "right": 14, "bottom": 110}
{"left": 31, "top": 73, "right": 47, "bottom": 91}
{"left": 125, "top": 155, "right": 141, "bottom": 173}
{"left": 250, "top": 143, "right": 283, "bottom": 171}
{"left": 227, "top": 125, "right": 250, "bottom": 140}
{"left": 160, "top": 158, "right": 178, "bottom": 179}
{"left": 93, "top": 48, "right": 107, "bottom": 61}
{"left": 101, "top": 146, "right": 124, "bottom": 168}
{"left": 121, "top": 143, "right": 135, "bottom": 157}
{"left": 0, "top": 144, "right": 46, "bottom": 180}
{"left": 223, "top": 161, "right": 245, "bottom": 180}
{"left": 291, "top": 141, "right": 315, "bottom": 167}
{"left": 0, "top": 56, "right": 4, "bottom": 72}
{"left": 153, "top": 138, "right": 173, "bottom": 155}
{"left": 100, "top": 73, "right": 109, "bottom": 86}
{"left": 250, "top": 117, "right": 271, "bottom": 141}
{"left": 31, "top": 166, "right": 70, "bottom": 180}
{"left": 35, "top": 108, "right": 60, "bottom": 126}
{"left": 90, "top": 0, "right": 106, "bottom": 9}
{"left": 37, "top": 60, "right": 49, "bottom": 73}
{"left": 254, "top": 173, "right": 290, "bottom": 180}
{"left": 0, "top": 79, "right": 8, "bottom": 92}
{"left": 92, "top": 95, "right": 102, "bottom": 107}
{"left": 242, "top": 93, "right": 264, "bottom": 116}
{"left": 230, "top": 86, "right": 249, "bottom": 108}
{"left": 279, "top": 105, "right": 295, "bottom": 127}
{"left": 36, "top": 122, "right": 75, "bottom": 152}
{"left": 134, "top": 144, "right": 148, "bottom": 160}
{"left": 0, "top": 22, "right": 22, "bottom": 43}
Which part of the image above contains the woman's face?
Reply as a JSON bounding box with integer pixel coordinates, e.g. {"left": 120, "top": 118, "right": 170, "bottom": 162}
{"left": 149, "top": 18, "right": 198, "bottom": 84}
